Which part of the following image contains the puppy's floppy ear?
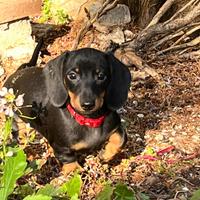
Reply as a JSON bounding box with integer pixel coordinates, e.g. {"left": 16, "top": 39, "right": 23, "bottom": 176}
{"left": 106, "top": 53, "right": 131, "bottom": 110}
{"left": 44, "top": 51, "right": 69, "bottom": 107}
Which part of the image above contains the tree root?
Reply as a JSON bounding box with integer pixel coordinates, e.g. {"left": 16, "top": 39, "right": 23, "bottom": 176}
{"left": 146, "top": 0, "right": 176, "bottom": 29}
{"left": 114, "top": 48, "right": 165, "bottom": 86}
{"left": 127, "top": 1, "right": 200, "bottom": 51}
{"left": 180, "top": 50, "right": 200, "bottom": 59}
{"left": 72, "top": 0, "right": 118, "bottom": 50}
{"left": 172, "top": 23, "right": 200, "bottom": 46}
{"left": 157, "top": 36, "right": 200, "bottom": 55}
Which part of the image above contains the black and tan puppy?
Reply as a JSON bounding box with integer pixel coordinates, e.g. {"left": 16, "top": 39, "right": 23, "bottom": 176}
{"left": 4, "top": 47, "right": 131, "bottom": 174}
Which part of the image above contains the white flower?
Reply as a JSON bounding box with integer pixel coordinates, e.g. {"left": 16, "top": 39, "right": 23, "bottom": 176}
{"left": 4, "top": 107, "right": 14, "bottom": 117}
{"left": 8, "top": 88, "right": 14, "bottom": 94}
{"left": 15, "top": 94, "right": 24, "bottom": 107}
{"left": 6, "top": 151, "right": 14, "bottom": 157}
{"left": 0, "top": 67, "right": 4, "bottom": 76}
{"left": 0, "top": 98, "right": 7, "bottom": 105}
{"left": 0, "top": 87, "right": 8, "bottom": 97}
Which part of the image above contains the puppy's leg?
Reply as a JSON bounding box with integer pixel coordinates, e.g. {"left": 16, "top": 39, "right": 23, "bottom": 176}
{"left": 53, "top": 146, "right": 83, "bottom": 175}
{"left": 100, "top": 127, "right": 127, "bottom": 162}
{"left": 62, "top": 162, "right": 83, "bottom": 175}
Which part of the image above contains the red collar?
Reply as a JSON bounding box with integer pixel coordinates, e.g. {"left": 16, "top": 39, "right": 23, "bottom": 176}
{"left": 66, "top": 104, "right": 106, "bottom": 128}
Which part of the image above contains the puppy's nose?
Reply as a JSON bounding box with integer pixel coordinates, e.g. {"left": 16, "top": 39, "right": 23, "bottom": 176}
{"left": 81, "top": 101, "right": 95, "bottom": 111}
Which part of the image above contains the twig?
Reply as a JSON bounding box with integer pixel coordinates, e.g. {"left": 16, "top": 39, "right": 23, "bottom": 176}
{"left": 152, "top": 30, "right": 184, "bottom": 49}
{"left": 129, "top": 2, "right": 200, "bottom": 50}
{"left": 157, "top": 35, "right": 200, "bottom": 55}
{"left": 114, "top": 48, "right": 165, "bottom": 86}
{"left": 99, "top": 0, "right": 119, "bottom": 18}
{"left": 179, "top": 50, "right": 200, "bottom": 58}
{"left": 172, "top": 24, "right": 200, "bottom": 46}
{"left": 164, "top": 0, "right": 198, "bottom": 25}
{"left": 152, "top": 22, "right": 200, "bottom": 49}
{"left": 72, "top": 0, "right": 118, "bottom": 50}
{"left": 146, "top": 0, "right": 176, "bottom": 29}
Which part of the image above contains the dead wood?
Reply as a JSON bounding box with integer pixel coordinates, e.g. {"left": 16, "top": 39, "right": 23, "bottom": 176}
{"left": 114, "top": 48, "right": 165, "bottom": 86}
{"left": 157, "top": 35, "right": 200, "bottom": 55}
{"left": 72, "top": 0, "right": 118, "bottom": 50}
{"left": 163, "top": 0, "right": 198, "bottom": 25}
{"left": 180, "top": 50, "right": 200, "bottom": 59}
{"left": 152, "top": 22, "right": 200, "bottom": 49}
{"left": 146, "top": 0, "right": 176, "bottom": 29}
{"left": 172, "top": 23, "right": 200, "bottom": 46}
{"left": 127, "top": 1, "right": 200, "bottom": 51}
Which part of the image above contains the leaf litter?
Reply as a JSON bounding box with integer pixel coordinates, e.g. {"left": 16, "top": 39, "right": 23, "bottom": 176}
{"left": 0, "top": 21, "right": 200, "bottom": 199}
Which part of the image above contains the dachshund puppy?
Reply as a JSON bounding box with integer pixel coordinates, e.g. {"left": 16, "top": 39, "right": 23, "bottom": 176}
{"left": 4, "top": 48, "right": 131, "bottom": 174}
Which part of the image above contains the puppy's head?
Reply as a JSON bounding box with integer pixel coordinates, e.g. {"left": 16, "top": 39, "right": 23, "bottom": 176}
{"left": 45, "top": 48, "right": 131, "bottom": 113}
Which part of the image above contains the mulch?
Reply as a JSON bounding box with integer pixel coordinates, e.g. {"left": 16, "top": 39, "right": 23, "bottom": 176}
{"left": 1, "top": 20, "right": 200, "bottom": 200}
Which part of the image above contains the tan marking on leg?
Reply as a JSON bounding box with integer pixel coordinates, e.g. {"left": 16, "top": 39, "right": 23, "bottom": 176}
{"left": 62, "top": 161, "right": 83, "bottom": 175}
{"left": 51, "top": 162, "right": 83, "bottom": 185}
{"left": 71, "top": 142, "right": 88, "bottom": 150}
{"left": 100, "top": 131, "right": 124, "bottom": 162}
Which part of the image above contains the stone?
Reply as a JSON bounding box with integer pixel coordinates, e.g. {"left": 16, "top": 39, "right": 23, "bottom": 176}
{"left": 0, "top": 19, "right": 36, "bottom": 66}
{"left": 97, "top": 27, "right": 125, "bottom": 46}
{"left": 97, "top": 4, "right": 131, "bottom": 27}
{"left": 0, "top": 0, "right": 42, "bottom": 24}
{"left": 124, "top": 30, "right": 134, "bottom": 41}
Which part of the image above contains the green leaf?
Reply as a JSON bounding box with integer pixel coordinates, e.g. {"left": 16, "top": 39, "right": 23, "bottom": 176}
{"left": 37, "top": 184, "right": 56, "bottom": 196}
{"left": 113, "top": 183, "right": 136, "bottom": 200}
{"left": 139, "top": 192, "right": 150, "bottom": 200}
{"left": 70, "top": 193, "right": 79, "bottom": 200}
{"left": 3, "top": 117, "right": 13, "bottom": 141}
{"left": 23, "top": 194, "right": 52, "bottom": 200}
{"left": 16, "top": 184, "right": 35, "bottom": 198}
{"left": 190, "top": 189, "right": 200, "bottom": 200}
{"left": 61, "top": 173, "right": 82, "bottom": 198}
{"left": 96, "top": 184, "right": 114, "bottom": 200}
{"left": 0, "top": 148, "right": 27, "bottom": 200}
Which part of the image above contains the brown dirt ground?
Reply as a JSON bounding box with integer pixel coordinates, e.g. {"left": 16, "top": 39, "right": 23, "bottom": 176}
{"left": 1, "top": 20, "right": 200, "bottom": 200}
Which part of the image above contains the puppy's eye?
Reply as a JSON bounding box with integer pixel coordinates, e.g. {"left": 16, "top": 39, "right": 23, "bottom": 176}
{"left": 67, "top": 72, "right": 78, "bottom": 80}
{"left": 97, "top": 72, "right": 106, "bottom": 81}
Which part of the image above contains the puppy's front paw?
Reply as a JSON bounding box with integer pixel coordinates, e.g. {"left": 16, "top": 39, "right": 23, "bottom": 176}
{"left": 61, "top": 161, "right": 84, "bottom": 176}
{"left": 50, "top": 162, "right": 84, "bottom": 186}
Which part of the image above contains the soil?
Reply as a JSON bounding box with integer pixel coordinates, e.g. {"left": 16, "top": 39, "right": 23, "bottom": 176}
{"left": 0, "top": 19, "right": 200, "bottom": 200}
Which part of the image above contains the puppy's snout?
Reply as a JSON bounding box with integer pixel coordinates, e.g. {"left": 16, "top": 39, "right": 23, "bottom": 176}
{"left": 81, "top": 101, "right": 95, "bottom": 111}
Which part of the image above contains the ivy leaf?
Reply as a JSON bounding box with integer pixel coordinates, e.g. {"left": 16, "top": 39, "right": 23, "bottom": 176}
{"left": 23, "top": 194, "right": 52, "bottom": 200}
{"left": 96, "top": 184, "right": 114, "bottom": 200}
{"left": 37, "top": 184, "right": 56, "bottom": 196}
{"left": 113, "top": 183, "right": 136, "bottom": 200}
{"left": 60, "top": 173, "right": 82, "bottom": 198}
{"left": 190, "top": 189, "right": 200, "bottom": 200}
{"left": 0, "top": 148, "right": 27, "bottom": 200}
{"left": 139, "top": 192, "right": 150, "bottom": 200}
{"left": 70, "top": 193, "right": 79, "bottom": 200}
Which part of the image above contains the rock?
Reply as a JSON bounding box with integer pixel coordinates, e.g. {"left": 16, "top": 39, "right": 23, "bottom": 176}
{"left": 97, "top": 4, "right": 131, "bottom": 26}
{"left": 97, "top": 27, "right": 125, "bottom": 46}
{"left": 124, "top": 30, "right": 134, "bottom": 41}
{"left": 0, "top": 19, "right": 36, "bottom": 66}
{"left": 0, "top": 0, "right": 41, "bottom": 24}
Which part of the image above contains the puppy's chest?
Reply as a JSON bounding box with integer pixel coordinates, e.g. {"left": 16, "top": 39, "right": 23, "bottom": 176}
{"left": 69, "top": 122, "right": 106, "bottom": 150}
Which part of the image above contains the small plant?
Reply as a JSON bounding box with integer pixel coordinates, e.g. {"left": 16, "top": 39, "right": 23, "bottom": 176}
{"left": 39, "top": 0, "right": 69, "bottom": 25}
{"left": 190, "top": 188, "right": 200, "bottom": 200}
{"left": 39, "top": 0, "right": 52, "bottom": 23}
{"left": 96, "top": 183, "right": 150, "bottom": 200}
{"left": 0, "top": 87, "right": 82, "bottom": 200}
